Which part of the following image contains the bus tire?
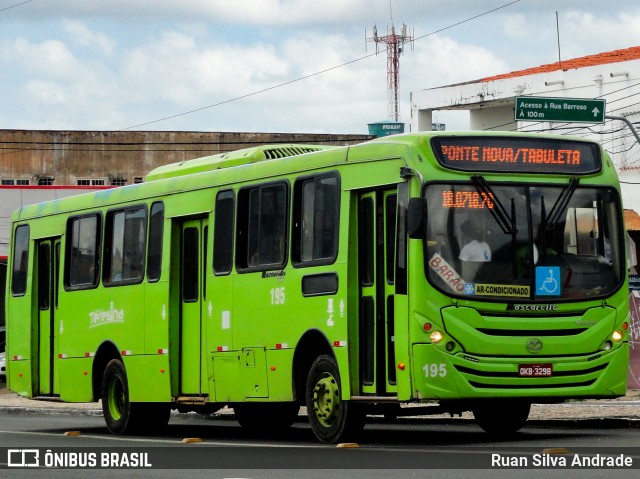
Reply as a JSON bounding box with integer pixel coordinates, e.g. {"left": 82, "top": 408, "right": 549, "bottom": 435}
{"left": 101, "top": 359, "right": 133, "bottom": 434}
{"left": 305, "top": 354, "right": 365, "bottom": 444}
{"left": 472, "top": 400, "right": 530, "bottom": 435}
{"left": 101, "top": 359, "right": 172, "bottom": 435}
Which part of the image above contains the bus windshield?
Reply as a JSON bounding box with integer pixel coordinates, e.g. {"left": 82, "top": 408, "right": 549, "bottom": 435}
{"left": 425, "top": 182, "right": 624, "bottom": 302}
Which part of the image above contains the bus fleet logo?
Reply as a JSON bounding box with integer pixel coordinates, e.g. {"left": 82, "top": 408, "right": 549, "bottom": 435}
{"left": 89, "top": 302, "right": 125, "bottom": 328}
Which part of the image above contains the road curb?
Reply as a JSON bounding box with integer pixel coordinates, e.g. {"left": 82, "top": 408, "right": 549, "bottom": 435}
{"left": 0, "top": 406, "right": 104, "bottom": 417}
{"left": 1, "top": 405, "right": 639, "bottom": 430}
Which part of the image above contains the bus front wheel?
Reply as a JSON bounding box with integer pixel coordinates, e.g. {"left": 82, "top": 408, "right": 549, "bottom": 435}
{"left": 472, "top": 400, "right": 531, "bottom": 435}
{"left": 305, "top": 355, "right": 365, "bottom": 443}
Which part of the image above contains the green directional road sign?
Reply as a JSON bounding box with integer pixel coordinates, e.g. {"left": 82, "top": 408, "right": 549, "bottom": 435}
{"left": 515, "top": 96, "right": 606, "bottom": 123}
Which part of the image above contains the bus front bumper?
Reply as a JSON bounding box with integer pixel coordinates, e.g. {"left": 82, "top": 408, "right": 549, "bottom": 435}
{"left": 411, "top": 343, "right": 629, "bottom": 401}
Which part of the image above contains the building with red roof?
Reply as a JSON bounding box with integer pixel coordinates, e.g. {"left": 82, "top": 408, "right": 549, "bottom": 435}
{"left": 410, "top": 46, "right": 640, "bottom": 212}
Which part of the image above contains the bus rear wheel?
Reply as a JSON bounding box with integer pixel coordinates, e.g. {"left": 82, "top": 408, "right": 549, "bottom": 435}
{"left": 102, "top": 359, "right": 133, "bottom": 434}
{"left": 305, "top": 355, "right": 365, "bottom": 444}
{"left": 101, "top": 359, "right": 170, "bottom": 434}
{"left": 472, "top": 400, "right": 531, "bottom": 435}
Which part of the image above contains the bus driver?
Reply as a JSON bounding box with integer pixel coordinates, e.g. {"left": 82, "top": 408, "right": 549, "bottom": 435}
{"left": 459, "top": 219, "right": 491, "bottom": 263}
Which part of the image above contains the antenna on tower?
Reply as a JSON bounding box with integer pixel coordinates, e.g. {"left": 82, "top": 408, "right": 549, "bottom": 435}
{"left": 365, "top": 3, "right": 414, "bottom": 121}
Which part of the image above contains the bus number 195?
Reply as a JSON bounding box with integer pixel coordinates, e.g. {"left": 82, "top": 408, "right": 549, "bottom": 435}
{"left": 423, "top": 363, "right": 447, "bottom": 378}
{"left": 270, "top": 287, "right": 286, "bottom": 305}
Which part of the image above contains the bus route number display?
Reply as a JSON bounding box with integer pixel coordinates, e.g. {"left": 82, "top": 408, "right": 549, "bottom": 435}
{"left": 431, "top": 136, "right": 601, "bottom": 174}
{"left": 442, "top": 190, "right": 494, "bottom": 209}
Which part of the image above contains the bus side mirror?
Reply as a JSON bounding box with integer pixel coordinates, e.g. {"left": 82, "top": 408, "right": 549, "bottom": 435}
{"left": 407, "top": 197, "right": 423, "bottom": 239}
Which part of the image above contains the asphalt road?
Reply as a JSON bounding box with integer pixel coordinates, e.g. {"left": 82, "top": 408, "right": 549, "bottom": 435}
{"left": 0, "top": 410, "right": 639, "bottom": 479}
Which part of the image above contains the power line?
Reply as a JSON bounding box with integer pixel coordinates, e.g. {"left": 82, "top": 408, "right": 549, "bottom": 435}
{"left": 0, "top": 0, "right": 34, "bottom": 14}
{"left": 0, "top": 135, "right": 374, "bottom": 156}
{"left": 119, "top": 0, "right": 523, "bottom": 131}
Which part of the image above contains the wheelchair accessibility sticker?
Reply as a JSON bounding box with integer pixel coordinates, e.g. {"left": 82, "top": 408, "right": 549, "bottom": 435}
{"left": 536, "top": 266, "right": 561, "bottom": 296}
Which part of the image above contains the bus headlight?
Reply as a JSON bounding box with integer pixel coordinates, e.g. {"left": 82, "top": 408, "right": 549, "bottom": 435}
{"left": 430, "top": 331, "right": 444, "bottom": 344}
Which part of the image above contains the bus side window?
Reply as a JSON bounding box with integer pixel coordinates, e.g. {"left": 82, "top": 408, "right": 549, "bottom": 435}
{"left": 11, "top": 224, "right": 30, "bottom": 296}
{"left": 103, "top": 206, "right": 147, "bottom": 285}
{"left": 147, "top": 201, "right": 164, "bottom": 282}
{"left": 236, "top": 183, "right": 289, "bottom": 270}
{"left": 292, "top": 173, "right": 340, "bottom": 266}
{"left": 213, "top": 190, "right": 235, "bottom": 275}
{"left": 66, "top": 214, "right": 101, "bottom": 289}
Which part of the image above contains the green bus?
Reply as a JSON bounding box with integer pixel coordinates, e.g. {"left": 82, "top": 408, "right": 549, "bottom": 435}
{"left": 6, "top": 132, "right": 629, "bottom": 443}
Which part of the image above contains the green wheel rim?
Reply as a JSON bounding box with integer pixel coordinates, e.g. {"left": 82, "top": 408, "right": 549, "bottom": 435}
{"left": 107, "top": 376, "right": 125, "bottom": 421}
{"left": 312, "top": 372, "right": 341, "bottom": 428}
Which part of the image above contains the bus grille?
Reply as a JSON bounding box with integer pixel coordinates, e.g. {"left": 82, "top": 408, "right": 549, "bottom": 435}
{"left": 455, "top": 363, "right": 606, "bottom": 389}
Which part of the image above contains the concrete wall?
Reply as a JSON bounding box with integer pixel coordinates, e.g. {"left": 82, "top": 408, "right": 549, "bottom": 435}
{"left": 0, "top": 186, "right": 109, "bottom": 258}
{"left": 469, "top": 105, "right": 514, "bottom": 131}
{"left": 0, "top": 130, "right": 372, "bottom": 186}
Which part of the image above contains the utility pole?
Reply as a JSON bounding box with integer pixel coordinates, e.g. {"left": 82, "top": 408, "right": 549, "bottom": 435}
{"left": 366, "top": 21, "right": 414, "bottom": 121}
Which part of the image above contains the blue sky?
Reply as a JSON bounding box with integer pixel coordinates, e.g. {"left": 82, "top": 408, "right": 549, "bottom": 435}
{"left": 0, "top": 0, "right": 639, "bottom": 134}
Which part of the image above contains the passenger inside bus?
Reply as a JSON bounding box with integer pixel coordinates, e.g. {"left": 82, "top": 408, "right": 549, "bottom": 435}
{"left": 459, "top": 220, "right": 491, "bottom": 262}
{"left": 459, "top": 219, "right": 491, "bottom": 281}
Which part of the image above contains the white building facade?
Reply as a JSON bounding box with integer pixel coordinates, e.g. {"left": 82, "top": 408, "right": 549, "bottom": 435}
{"left": 410, "top": 46, "right": 640, "bottom": 213}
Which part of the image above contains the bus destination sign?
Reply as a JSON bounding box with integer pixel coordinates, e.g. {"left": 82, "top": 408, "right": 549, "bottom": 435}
{"left": 431, "top": 136, "right": 601, "bottom": 175}
{"left": 515, "top": 96, "right": 606, "bottom": 123}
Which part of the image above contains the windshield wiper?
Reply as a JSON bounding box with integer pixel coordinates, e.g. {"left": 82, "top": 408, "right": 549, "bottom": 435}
{"left": 544, "top": 177, "right": 579, "bottom": 231}
{"left": 471, "top": 175, "right": 517, "bottom": 236}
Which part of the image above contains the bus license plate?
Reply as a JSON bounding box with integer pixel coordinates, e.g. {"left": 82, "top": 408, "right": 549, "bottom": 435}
{"left": 518, "top": 364, "right": 553, "bottom": 377}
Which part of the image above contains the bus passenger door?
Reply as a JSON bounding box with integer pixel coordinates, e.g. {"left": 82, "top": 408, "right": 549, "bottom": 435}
{"left": 179, "top": 219, "right": 207, "bottom": 395}
{"left": 35, "top": 237, "right": 61, "bottom": 396}
{"left": 357, "top": 190, "right": 397, "bottom": 396}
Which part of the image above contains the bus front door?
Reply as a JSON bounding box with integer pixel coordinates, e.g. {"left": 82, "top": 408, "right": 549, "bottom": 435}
{"left": 35, "top": 237, "right": 61, "bottom": 396}
{"left": 179, "top": 219, "right": 208, "bottom": 396}
{"left": 358, "top": 190, "right": 397, "bottom": 396}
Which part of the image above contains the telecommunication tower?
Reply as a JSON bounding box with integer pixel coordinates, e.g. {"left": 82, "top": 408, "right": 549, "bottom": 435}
{"left": 366, "top": 21, "right": 414, "bottom": 121}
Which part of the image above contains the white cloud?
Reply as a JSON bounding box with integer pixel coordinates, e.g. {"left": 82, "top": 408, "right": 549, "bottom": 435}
{"left": 63, "top": 20, "right": 115, "bottom": 56}
{"left": 411, "top": 35, "right": 510, "bottom": 87}
{"left": 0, "top": 38, "right": 77, "bottom": 77}
{"left": 120, "top": 31, "right": 291, "bottom": 107}
{"left": 0, "top": 1, "right": 638, "bottom": 133}
{"left": 18, "top": 0, "right": 398, "bottom": 25}
{"left": 25, "top": 80, "right": 67, "bottom": 105}
{"left": 503, "top": 14, "right": 527, "bottom": 40}
{"left": 560, "top": 11, "right": 640, "bottom": 58}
